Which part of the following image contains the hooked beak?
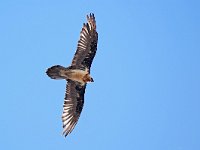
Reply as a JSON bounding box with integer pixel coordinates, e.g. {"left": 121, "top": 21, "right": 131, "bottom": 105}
{"left": 91, "top": 78, "right": 94, "bottom": 82}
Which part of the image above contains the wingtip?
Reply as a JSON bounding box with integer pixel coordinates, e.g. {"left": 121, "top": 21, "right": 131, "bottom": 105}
{"left": 63, "top": 132, "right": 68, "bottom": 138}
{"left": 62, "top": 129, "right": 69, "bottom": 137}
{"left": 89, "top": 13, "right": 94, "bottom": 17}
{"left": 86, "top": 13, "right": 96, "bottom": 30}
{"left": 87, "top": 12, "right": 93, "bottom": 16}
{"left": 87, "top": 13, "right": 95, "bottom": 19}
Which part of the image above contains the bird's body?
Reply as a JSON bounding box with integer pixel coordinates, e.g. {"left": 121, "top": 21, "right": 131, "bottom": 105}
{"left": 47, "top": 65, "right": 93, "bottom": 85}
{"left": 46, "top": 13, "right": 98, "bottom": 137}
{"left": 62, "top": 68, "right": 92, "bottom": 84}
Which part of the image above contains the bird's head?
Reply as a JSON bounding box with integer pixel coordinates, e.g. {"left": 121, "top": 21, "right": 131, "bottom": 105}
{"left": 83, "top": 74, "right": 94, "bottom": 83}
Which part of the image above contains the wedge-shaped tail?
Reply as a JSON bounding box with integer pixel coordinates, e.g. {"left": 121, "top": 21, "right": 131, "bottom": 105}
{"left": 46, "top": 65, "right": 66, "bottom": 79}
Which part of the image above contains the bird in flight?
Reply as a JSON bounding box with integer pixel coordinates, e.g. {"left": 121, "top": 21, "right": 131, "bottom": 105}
{"left": 46, "top": 13, "right": 98, "bottom": 137}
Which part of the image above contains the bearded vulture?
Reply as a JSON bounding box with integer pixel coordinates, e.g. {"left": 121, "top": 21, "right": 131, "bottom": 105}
{"left": 46, "top": 13, "right": 98, "bottom": 137}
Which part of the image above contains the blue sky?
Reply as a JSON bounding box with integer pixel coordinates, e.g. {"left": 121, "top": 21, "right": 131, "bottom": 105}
{"left": 0, "top": 0, "right": 200, "bottom": 150}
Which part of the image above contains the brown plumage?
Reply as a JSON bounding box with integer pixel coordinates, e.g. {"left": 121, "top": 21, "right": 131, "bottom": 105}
{"left": 46, "top": 13, "right": 98, "bottom": 137}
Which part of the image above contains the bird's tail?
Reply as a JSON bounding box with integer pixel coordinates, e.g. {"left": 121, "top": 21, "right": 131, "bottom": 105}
{"left": 46, "top": 65, "right": 66, "bottom": 79}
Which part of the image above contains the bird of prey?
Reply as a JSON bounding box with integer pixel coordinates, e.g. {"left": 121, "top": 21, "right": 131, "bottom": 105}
{"left": 46, "top": 13, "right": 98, "bottom": 137}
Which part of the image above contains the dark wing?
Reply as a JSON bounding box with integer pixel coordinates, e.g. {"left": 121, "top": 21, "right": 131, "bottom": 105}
{"left": 62, "top": 80, "right": 86, "bottom": 137}
{"left": 71, "top": 13, "right": 98, "bottom": 71}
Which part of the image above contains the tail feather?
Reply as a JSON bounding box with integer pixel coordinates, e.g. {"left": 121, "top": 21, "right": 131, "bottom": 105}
{"left": 46, "top": 65, "right": 66, "bottom": 79}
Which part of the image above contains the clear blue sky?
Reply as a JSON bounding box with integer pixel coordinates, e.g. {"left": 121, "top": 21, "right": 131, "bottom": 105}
{"left": 0, "top": 0, "right": 200, "bottom": 150}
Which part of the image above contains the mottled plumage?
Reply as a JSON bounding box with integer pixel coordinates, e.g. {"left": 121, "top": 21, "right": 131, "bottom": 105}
{"left": 46, "top": 13, "right": 98, "bottom": 137}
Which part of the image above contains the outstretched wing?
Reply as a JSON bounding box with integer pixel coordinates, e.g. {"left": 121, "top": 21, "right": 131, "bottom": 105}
{"left": 71, "top": 13, "right": 98, "bottom": 71}
{"left": 62, "top": 80, "right": 86, "bottom": 137}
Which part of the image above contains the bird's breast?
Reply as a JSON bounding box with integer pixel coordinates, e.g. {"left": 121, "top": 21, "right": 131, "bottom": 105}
{"left": 64, "top": 69, "right": 88, "bottom": 84}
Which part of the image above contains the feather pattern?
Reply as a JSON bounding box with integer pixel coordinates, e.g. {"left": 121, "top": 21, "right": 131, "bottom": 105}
{"left": 71, "top": 13, "right": 98, "bottom": 71}
{"left": 62, "top": 80, "right": 86, "bottom": 137}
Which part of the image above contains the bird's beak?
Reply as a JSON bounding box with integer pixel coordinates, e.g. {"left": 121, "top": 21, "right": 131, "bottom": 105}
{"left": 91, "top": 78, "right": 94, "bottom": 82}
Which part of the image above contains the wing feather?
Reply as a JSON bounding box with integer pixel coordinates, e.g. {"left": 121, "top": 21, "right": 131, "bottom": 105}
{"left": 71, "top": 13, "right": 98, "bottom": 71}
{"left": 62, "top": 80, "right": 86, "bottom": 137}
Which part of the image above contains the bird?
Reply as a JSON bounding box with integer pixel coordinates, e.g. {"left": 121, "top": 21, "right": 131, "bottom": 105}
{"left": 46, "top": 13, "right": 98, "bottom": 137}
